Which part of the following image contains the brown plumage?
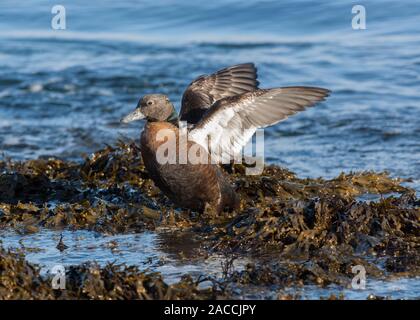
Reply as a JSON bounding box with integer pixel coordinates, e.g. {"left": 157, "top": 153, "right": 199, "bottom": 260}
{"left": 140, "top": 121, "right": 239, "bottom": 214}
{"left": 121, "top": 63, "right": 330, "bottom": 215}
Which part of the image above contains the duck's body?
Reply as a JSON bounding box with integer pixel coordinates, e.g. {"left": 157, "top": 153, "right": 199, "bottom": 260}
{"left": 140, "top": 121, "right": 238, "bottom": 214}
{"left": 121, "top": 63, "right": 330, "bottom": 215}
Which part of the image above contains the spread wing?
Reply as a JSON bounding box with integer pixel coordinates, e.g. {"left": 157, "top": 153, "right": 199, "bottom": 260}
{"left": 188, "top": 87, "right": 330, "bottom": 164}
{"left": 180, "top": 63, "right": 259, "bottom": 124}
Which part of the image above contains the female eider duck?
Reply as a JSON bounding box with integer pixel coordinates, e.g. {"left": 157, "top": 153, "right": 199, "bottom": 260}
{"left": 121, "top": 63, "right": 330, "bottom": 215}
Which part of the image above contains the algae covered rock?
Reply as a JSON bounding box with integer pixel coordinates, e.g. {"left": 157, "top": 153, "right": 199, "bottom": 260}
{"left": 0, "top": 142, "right": 419, "bottom": 298}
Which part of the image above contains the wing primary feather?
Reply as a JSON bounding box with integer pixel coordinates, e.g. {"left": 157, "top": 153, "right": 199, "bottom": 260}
{"left": 180, "top": 63, "right": 259, "bottom": 124}
{"left": 189, "top": 86, "right": 330, "bottom": 163}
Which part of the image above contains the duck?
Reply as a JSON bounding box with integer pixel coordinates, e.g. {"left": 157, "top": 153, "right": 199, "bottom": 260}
{"left": 121, "top": 63, "right": 330, "bottom": 215}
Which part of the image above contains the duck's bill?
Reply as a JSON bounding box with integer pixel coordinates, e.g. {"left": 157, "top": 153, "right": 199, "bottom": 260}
{"left": 121, "top": 109, "right": 145, "bottom": 123}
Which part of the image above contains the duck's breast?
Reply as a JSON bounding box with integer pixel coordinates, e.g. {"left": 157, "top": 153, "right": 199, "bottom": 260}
{"left": 140, "top": 122, "right": 224, "bottom": 211}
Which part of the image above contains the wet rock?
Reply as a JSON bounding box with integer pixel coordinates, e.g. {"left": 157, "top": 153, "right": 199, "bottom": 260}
{"left": 56, "top": 234, "right": 68, "bottom": 252}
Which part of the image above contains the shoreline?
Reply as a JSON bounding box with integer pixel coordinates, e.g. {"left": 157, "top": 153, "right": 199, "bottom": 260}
{"left": 1, "top": 141, "right": 419, "bottom": 299}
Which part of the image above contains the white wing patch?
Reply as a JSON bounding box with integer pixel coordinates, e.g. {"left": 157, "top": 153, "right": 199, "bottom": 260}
{"left": 188, "top": 87, "right": 330, "bottom": 164}
{"left": 189, "top": 102, "right": 256, "bottom": 164}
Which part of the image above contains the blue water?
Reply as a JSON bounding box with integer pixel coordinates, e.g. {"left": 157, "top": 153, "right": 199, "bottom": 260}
{"left": 0, "top": 1, "right": 419, "bottom": 299}
{"left": 0, "top": 0, "right": 419, "bottom": 190}
{"left": 1, "top": 228, "right": 418, "bottom": 299}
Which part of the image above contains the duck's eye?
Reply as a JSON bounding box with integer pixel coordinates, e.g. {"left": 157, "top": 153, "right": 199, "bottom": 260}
{"left": 147, "top": 101, "right": 153, "bottom": 106}
{"left": 166, "top": 98, "right": 170, "bottom": 102}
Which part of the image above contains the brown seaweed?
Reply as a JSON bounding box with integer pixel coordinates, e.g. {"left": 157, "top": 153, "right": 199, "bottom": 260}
{"left": 0, "top": 141, "right": 419, "bottom": 299}
{"left": 0, "top": 246, "right": 225, "bottom": 300}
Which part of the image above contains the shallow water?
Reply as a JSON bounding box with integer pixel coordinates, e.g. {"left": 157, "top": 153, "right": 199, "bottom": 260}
{"left": 0, "top": 228, "right": 251, "bottom": 285}
{"left": 0, "top": 0, "right": 419, "bottom": 299}
{"left": 1, "top": 228, "right": 419, "bottom": 299}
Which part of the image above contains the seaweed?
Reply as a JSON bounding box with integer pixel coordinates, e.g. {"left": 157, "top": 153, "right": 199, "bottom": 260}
{"left": 0, "top": 246, "right": 225, "bottom": 300}
{"left": 0, "top": 141, "right": 419, "bottom": 299}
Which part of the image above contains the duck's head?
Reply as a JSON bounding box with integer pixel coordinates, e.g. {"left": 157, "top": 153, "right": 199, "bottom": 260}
{"left": 121, "top": 94, "right": 178, "bottom": 123}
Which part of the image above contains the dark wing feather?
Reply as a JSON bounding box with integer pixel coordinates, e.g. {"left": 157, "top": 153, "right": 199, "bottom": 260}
{"left": 180, "top": 63, "right": 259, "bottom": 124}
{"left": 189, "top": 87, "right": 331, "bottom": 163}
